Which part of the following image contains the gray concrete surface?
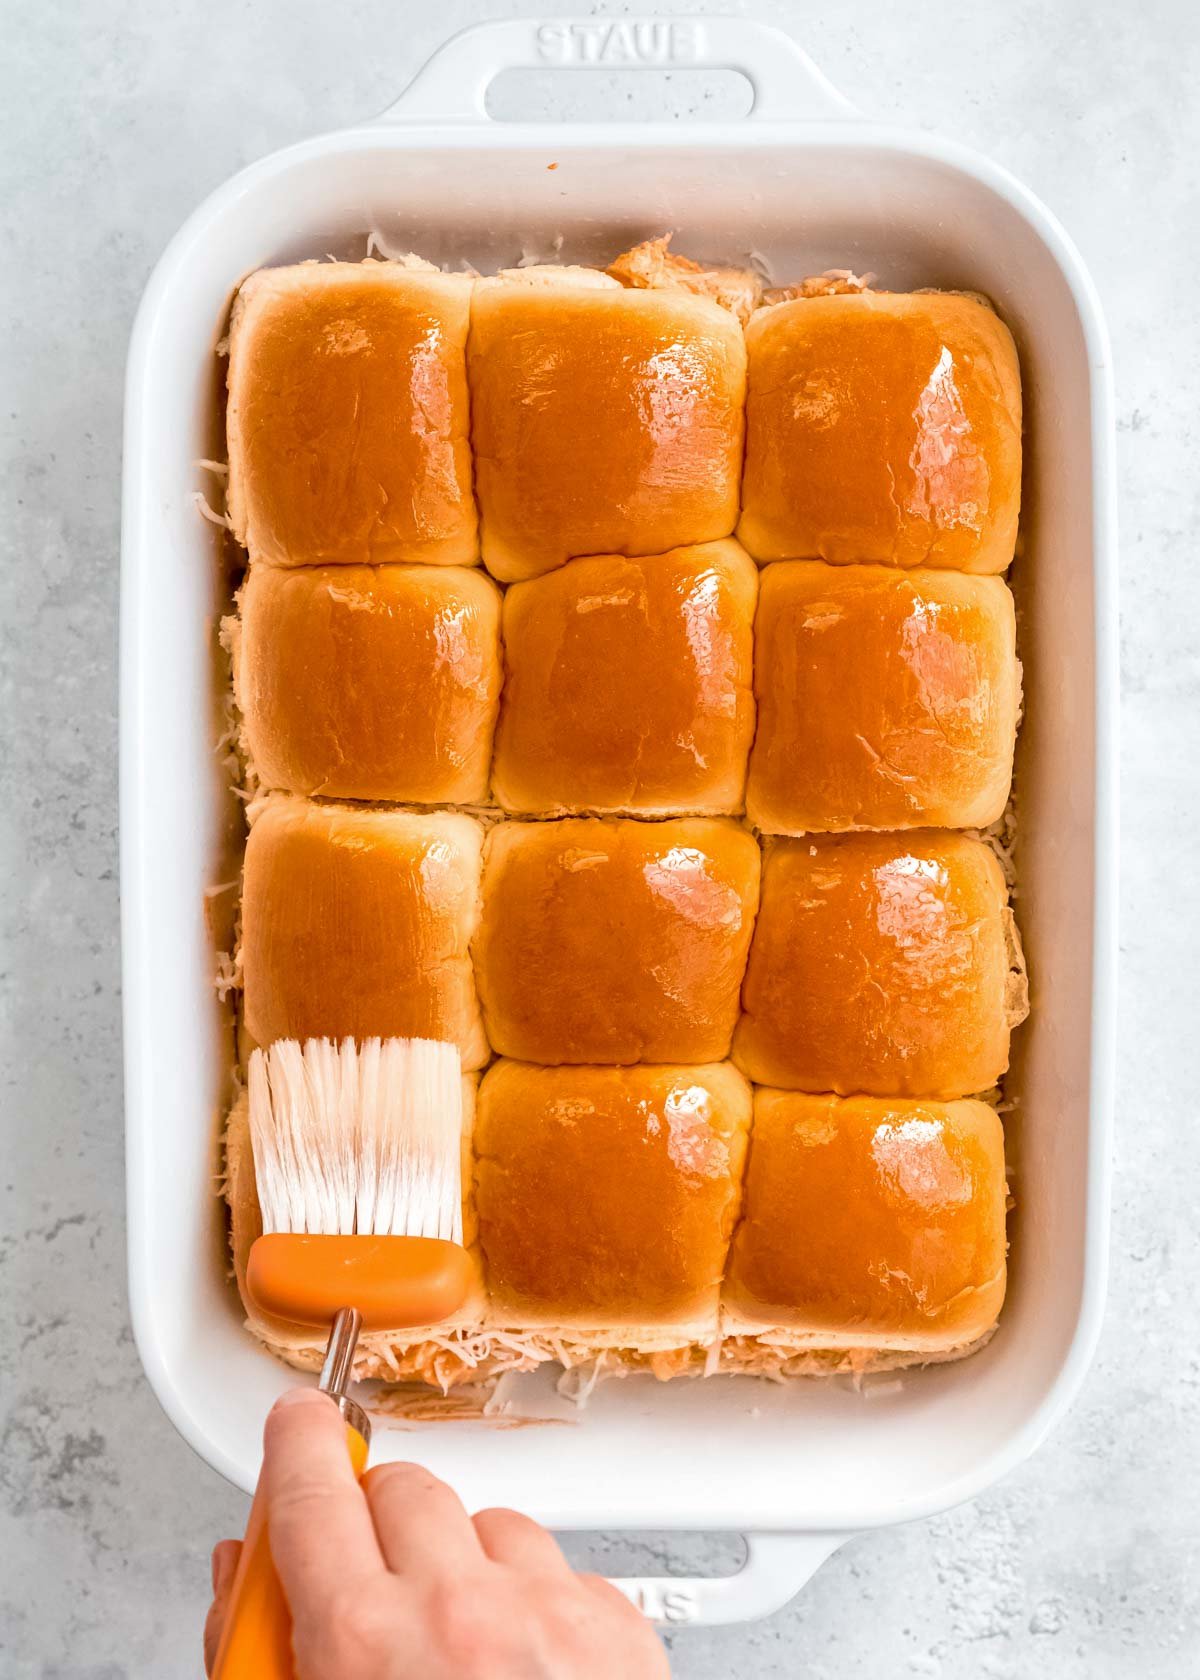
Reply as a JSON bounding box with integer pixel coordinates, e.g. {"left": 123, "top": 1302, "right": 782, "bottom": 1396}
{"left": 2, "top": 0, "right": 1197, "bottom": 1674}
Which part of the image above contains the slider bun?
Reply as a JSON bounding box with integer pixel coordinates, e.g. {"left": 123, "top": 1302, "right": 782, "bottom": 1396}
{"left": 724, "top": 1091, "right": 1007, "bottom": 1349}
{"left": 747, "top": 561, "right": 1019, "bottom": 833}
{"left": 738, "top": 290, "right": 1022, "bottom": 573}
{"left": 475, "top": 1059, "right": 751, "bottom": 1333}
{"left": 733, "top": 832, "right": 1027, "bottom": 1099}
{"left": 226, "top": 262, "right": 476, "bottom": 567}
{"left": 241, "top": 796, "right": 488, "bottom": 1069}
{"left": 473, "top": 818, "right": 760, "bottom": 1064}
{"left": 233, "top": 564, "right": 502, "bottom": 803}
{"left": 469, "top": 276, "right": 746, "bottom": 581}
{"left": 492, "top": 540, "right": 757, "bottom": 816}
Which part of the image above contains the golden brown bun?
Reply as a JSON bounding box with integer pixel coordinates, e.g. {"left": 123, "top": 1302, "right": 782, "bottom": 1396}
{"left": 738, "top": 291, "right": 1022, "bottom": 572}
{"left": 733, "top": 832, "right": 1026, "bottom": 1098}
{"left": 225, "top": 1079, "right": 484, "bottom": 1358}
{"left": 234, "top": 564, "right": 501, "bottom": 803}
{"left": 724, "top": 1091, "right": 1007, "bottom": 1348}
{"left": 475, "top": 1060, "right": 751, "bottom": 1331}
{"left": 746, "top": 562, "right": 1019, "bottom": 833}
{"left": 492, "top": 540, "right": 758, "bottom": 816}
{"left": 473, "top": 818, "right": 760, "bottom": 1064}
{"left": 225, "top": 1089, "right": 265, "bottom": 1326}
{"left": 241, "top": 796, "right": 488, "bottom": 1069}
{"left": 469, "top": 273, "right": 746, "bottom": 581}
{"left": 226, "top": 262, "right": 476, "bottom": 566}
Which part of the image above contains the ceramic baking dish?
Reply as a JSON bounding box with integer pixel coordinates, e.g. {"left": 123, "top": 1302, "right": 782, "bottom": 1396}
{"left": 120, "top": 17, "right": 1117, "bottom": 1625}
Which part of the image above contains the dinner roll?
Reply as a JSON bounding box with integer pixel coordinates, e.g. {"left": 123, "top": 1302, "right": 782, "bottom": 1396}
{"left": 226, "top": 261, "right": 476, "bottom": 567}
{"left": 469, "top": 270, "right": 746, "bottom": 581}
{"left": 473, "top": 818, "right": 760, "bottom": 1064}
{"left": 233, "top": 564, "right": 501, "bottom": 803}
{"left": 724, "top": 1091, "right": 1007, "bottom": 1349}
{"left": 738, "top": 290, "right": 1022, "bottom": 572}
{"left": 733, "top": 832, "right": 1027, "bottom": 1099}
{"left": 746, "top": 562, "right": 1019, "bottom": 833}
{"left": 475, "top": 1060, "right": 751, "bottom": 1333}
{"left": 492, "top": 540, "right": 757, "bottom": 816}
{"left": 241, "top": 796, "right": 488, "bottom": 1069}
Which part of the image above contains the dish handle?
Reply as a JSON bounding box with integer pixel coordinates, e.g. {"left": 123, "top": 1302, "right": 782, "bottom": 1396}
{"left": 607, "top": 1531, "right": 847, "bottom": 1627}
{"left": 377, "top": 17, "right": 857, "bottom": 125}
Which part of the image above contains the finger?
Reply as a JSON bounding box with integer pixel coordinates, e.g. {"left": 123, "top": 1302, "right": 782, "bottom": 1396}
{"left": 202, "top": 1538, "right": 240, "bottom": 1673}
{"left": 203, "top": 1597, "right": 224, "bottom": 1677}
{"left": 203, "top": 1542, "right": 242, "bottom": 1676}
{"left": 263, "top": 1388, "right": 384, "bottom": 1620}
{"left": 472, "top": 1507, "right": 570, "bottom": 1574}
{"left": 211, "top": 1539, "right": 241, "bottom": 1596}
{"left": 361, "top": 1461, "right": 484, "bottom": 1576}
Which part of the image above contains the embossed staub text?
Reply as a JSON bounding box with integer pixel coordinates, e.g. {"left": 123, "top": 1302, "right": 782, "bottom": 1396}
{"left": 534, "top": 20, "right": 703, "bottom": 66}
{"left": 619, "top": 1582, "right": 700, "bottom": 1624}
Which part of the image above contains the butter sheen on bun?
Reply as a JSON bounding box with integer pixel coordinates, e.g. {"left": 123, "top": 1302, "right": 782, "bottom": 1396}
{"left": 739, "top": 290, "right": 1022, "bottom": 573}
{"left": 227, "top": 261, "right": 476, "bottom": 567}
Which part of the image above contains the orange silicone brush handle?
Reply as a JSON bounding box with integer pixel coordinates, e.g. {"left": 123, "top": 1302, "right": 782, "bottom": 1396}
{"left": 246, "top": 1234, "right": 475, "bottom": 1329}
{"left": 211, "top": 1419, "right": 369, "bottom": 1680}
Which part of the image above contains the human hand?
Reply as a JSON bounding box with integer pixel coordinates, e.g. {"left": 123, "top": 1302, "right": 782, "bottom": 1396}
{"left": 204, "top": 1387, "right": 670, "bottom": 1677}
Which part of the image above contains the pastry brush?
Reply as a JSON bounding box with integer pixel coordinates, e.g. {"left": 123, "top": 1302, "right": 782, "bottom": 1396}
{"left": 212, "top": 1035, "right": 473, "bottom": 1680}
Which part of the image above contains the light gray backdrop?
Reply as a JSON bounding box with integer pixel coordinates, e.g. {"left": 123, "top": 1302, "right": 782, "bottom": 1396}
{"left": 2, "top": 1, "right": 1196, "bottom": 1675}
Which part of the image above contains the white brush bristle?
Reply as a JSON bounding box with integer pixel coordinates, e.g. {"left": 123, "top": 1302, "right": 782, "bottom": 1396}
{"left": 248, "top": 1038, "right": 463, "bottom": 1243}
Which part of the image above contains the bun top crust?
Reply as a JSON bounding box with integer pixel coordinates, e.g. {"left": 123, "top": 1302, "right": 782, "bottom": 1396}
{"left": 739, "top": 290, "right": 1021, "bottom": 573}
{"left": 227, "top": 262, "right": 476, "bottom": 567}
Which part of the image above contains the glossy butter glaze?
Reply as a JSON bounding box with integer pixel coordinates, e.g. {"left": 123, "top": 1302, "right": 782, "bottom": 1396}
{"left": 738, "top": 291, "right": 1021, "bottom": 572}
{"left": 226, "top": 263, "right": 477, "bottom": 567}
{"left": 492, "top": 539, "right": 757, "bottom": 815}
{"left": 733, "top": 831, "right": 1024, "bottom": 1099}
{"left": 473, "top": 816, "right": 760, "bottom": 1064}
{"left": 469, "top": 278, "right": 746, "bottom": 581}
{"left": 217, "top": 261, "right": 1030, "bottom": 1384}
{"left": 475, "top": 1059, "right": 751, "bottom": 1329}
{"left": 240, "top": 796, "right": 488, "bottom": 1067}
{"left": 747, "top": 560, "right": 1019, "bottom": 833}
{"left": 234, "top": 562, "right": 502, "bottom": 803}
{"left": 724, "top": 1091, "right": 1007, "bottom": 1346}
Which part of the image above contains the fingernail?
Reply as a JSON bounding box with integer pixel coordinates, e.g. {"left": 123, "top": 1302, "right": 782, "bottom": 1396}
{"left": 272, "top": 1385, "right": 335, "bottom": 1411}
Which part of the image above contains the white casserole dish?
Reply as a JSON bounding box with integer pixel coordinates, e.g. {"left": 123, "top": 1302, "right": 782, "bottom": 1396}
{"left": 121, "top": 17, "right": 1117, "bottom": 1626}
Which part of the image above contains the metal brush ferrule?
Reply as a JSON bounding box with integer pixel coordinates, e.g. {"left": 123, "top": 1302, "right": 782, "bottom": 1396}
{"left": 335, "top": 1394, "right": 370, "bottom": 1450}
{"left": 318, "top": 1306, "right": 371, "bottom": 1451}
